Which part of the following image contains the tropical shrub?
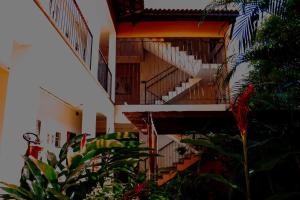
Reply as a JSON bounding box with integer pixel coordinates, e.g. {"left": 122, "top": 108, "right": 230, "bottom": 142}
{"left": 0, "top": 132, "right": 154, "bottom": 199}
{"left": 84, "top": 178, "right": 124, "bottom": 200}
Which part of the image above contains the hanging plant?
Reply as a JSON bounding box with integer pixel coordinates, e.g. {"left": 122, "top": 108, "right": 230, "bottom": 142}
{"left": 176, "top": 146, "right": 187, "bottom": 156}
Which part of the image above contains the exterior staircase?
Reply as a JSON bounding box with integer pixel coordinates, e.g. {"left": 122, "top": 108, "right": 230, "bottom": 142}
{"left": 143, "top": 39, "right": 219, "bottom": 79}
{"left": 157, "top": 137, "right": 201, "bottom": 186}
{"left": 154, "top": 77, "right": 201, "bottom": 104}
{"left": 158, "top": 154, "right": 200, "bottom": 186}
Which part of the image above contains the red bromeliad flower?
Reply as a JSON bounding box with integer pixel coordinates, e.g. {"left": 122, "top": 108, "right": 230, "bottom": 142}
{"left": 80, "top": 133, "right": 87, "bottom": 153}
{"left": 231, "top": 84, "right": 254, "bottom": 136}
{"left": 134, "top": 183, "right": 145, "bottom": 194}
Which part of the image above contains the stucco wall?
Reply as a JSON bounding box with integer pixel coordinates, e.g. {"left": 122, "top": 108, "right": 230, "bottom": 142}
{"left": 0, "top": 0, "right": 115, "bottom": 183}
{"left": 37, "top": 89, "right": 82, "bottom": 154}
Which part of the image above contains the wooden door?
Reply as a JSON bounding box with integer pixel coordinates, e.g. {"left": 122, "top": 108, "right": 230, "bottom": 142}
{"left": 116, "top": 63, "right": 140, "bottom": 104}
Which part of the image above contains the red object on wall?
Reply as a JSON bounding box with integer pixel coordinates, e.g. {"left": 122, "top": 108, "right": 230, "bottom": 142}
{"left": 26, "top": 145, "right": 43, "bottom": 159}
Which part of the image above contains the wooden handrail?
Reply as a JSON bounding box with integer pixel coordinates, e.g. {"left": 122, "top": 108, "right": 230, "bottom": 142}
{"left": 145, "top": 65, "right": 176, "bottom": 87}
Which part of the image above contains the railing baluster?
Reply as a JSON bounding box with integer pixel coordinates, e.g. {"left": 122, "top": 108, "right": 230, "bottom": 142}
{"left": 98, "top": 50, "right": 112, "bottom": 98}
{"left": 35, "top": 0, "right": 93, "bottom": 68}
{"left": 61, "top": 0, "right": 66, "bottom": 36}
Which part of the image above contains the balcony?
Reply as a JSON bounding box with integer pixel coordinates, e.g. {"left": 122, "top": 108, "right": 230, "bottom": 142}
{"left": 98, "top": 51, "right": 112, "bottom": 98}
{"left": 34, "top": 0, "right": 114, "bottom": 98}
{"left": 116, "top": 38, "right": 229, "bottom": 105}
{"left": 34, "top": 0, "right": 93, "bottom": 68}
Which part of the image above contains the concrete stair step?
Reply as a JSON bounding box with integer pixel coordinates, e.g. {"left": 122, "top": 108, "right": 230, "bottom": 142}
{"left": 176, "top": 86, "right": 184, "bottom": 93}
{"left": 162, "top": 95, "right": 169, "bottom": 102}
{"left": 158, "top": 77, "right": 201, "bottom": 104}
{"left": 144, "top": 40, "right": 205, "bottom": 77}
{"left": 155, "top": 100, "right": 164, "bottom": 105}
{"left": 177, "top": 154, "right": 200, "bottom": 171}
{"left": 168, "top": 91, "right": 177, "bottom": 98}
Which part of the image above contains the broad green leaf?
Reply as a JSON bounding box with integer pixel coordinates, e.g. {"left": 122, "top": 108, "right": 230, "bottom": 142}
{"left": 196, "top": 173, "right": 239, "bottom": 190}
{"left": 101, "top": 132, "right": 137, "bottom": 140}
{"left": 120, "top": 141, "right": 140, "bottom": 148}
{"left": 0, "top": 194, "right": 17, "bottom": 199}
{"left": 109, "top": 158, "right": 139, "bottom": 169}
{"left": 67, "top": 152, "right": 83, "bottom": 170}
{"left": 82, "top": 149, "right": 98, "bottom": 162}
{"left": 0, "top": 181, "right": 33, "bottom": 199}
{"left": 64, "top": 162, "right": 87, "bottom": 187}
{"left": 24, "top": 156, "right": 46, "bottom": 191}
{"left": 181, "top": 138, "right": 242, "bottom": 160}
{"left": 112, "top": 167, "right": 136, "bottom": 177}
{"left": 181, "top": 138, "right": 215, "bottom": 148}
{"left": 266, "top": 192, "right": 300, "bottom": 200}
{"left": 59, "top": 134, "right": 83, "bottom": 162}
{"left": 0, "top": 187, "right": 24, "bottom": 200}
{"left": 47, "top": 188, "right": 70, "bottom": 200}
{"left": 31, "top": 180, "right": 45, "bottom": 199}
{"left": 30, "top": 157, "right": 58, "bottom": 183}
{"left": 87, "top": 139, "right": 124, "bottom": 152}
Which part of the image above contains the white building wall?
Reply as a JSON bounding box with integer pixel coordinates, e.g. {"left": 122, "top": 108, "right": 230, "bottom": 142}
{"left": 37, "top": 89, "right": 82, "bottom": 155}
{"left": 0, "top": 0, "right": 116, "bottom": 183}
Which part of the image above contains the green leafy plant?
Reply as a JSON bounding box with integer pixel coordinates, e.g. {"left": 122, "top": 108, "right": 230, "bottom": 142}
{"left": 180, "top": 133, "right": 243, "bottom": 199}
{"left": 0, "top": 132, "right": 155, "bottom": 199}
{"left": 139, "top": 181, "right": 169, "bottom": 200}
{"left": 84, "top": 178, "right": 124, "bottom": 200}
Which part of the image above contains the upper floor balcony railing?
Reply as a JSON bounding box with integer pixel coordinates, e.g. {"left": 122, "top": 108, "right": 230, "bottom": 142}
{"left": 116, "top": 38, "right": 229, "bottom": 105}
{"left": 98, "top": 51, "right": 112, "bottom": 98}
{"left": 34, "top": 0, "right": 93, "bottom": 68}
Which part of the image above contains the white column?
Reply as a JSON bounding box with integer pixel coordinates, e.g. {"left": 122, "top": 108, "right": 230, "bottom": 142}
{"left": 0, "top": 43, "right": 39, "bottom": 184}
{"left": 108, "top": 32, "right": 116, "bottom": 102}
{"left": 106, "top": 113, "right": 115, "bottom": 133}
{"left": 81, "top": 105, "right": 96, "bottom": 137}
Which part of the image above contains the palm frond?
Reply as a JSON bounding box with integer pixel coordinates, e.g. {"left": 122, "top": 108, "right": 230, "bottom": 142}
{"left": 211, "top": 0, "right": 288, "bottom": 97}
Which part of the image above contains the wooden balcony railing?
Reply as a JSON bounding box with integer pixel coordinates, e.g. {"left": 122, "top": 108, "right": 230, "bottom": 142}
{"left": 34, "top": 0, "right": 93, "bottom": 68}
{"left": 98, "top": 51, "right": 112, "bottom": 97}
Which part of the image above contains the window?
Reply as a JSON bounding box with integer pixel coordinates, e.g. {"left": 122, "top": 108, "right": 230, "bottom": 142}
{"left": 55, "top": 132, "right": 61, "bottom": 148}
{"left": 36, "top": 120, "right": 41, "bottom": 137}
